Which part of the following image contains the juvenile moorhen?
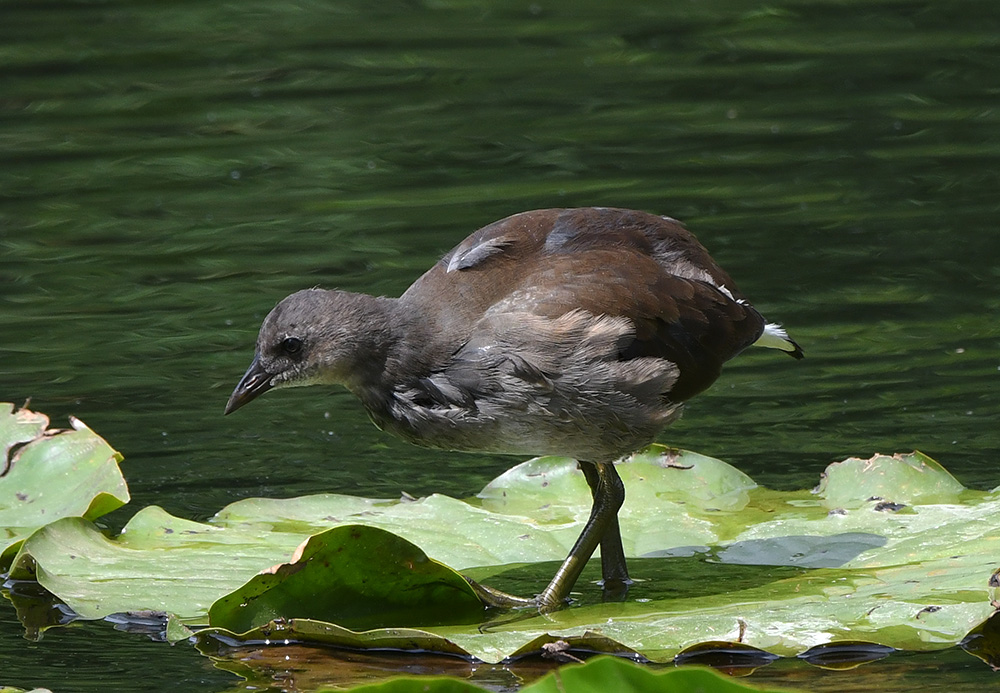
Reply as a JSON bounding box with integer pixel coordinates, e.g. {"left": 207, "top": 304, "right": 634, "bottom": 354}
{"left": 225, "top": 207, "right": 802, "bottom": 609}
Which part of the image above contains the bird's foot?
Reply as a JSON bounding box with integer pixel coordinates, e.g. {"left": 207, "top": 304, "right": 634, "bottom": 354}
{"left": 598, "top": 575, "right": 632, "bottom": 602}
{"left": 463, "top": 577, "right": 568, "bottom": 611}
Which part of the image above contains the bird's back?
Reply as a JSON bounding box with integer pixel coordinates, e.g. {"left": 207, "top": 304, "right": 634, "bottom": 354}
{"left": 399, "top": 208, "right": 766, "bottom": 404}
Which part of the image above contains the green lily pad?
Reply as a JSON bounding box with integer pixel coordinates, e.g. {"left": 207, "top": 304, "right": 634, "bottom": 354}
{"left": 0, "top": 403, "right": 128, "bottom": 567}
{"left": 477, "top": 447, "right": 759, "bottom": 558}
{"left": 0, "top": 403, "right": 48, "bottom": 473}
{"left": 208, "top": 446, "right": 761, "bottom": 573}
{"left": 208, "top": 525, "right": 484, "bottom": 633}
{"left": 816, "top": 451, "right": 965, "bottom": 509}
{"left": 7, "top": 505, "right": 300, "bottom": 621}
{"left": 6, "top": 442, "right": 999, "bottom": 663}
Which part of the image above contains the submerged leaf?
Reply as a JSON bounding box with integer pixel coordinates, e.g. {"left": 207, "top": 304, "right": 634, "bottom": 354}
{"left": 340, "top": 677, "right": 483, "bottom": 693}
{"left": 337, "top": 657, "right": 796, "bottom": 693}
{"left": 198, "top": 617, "right": 473, "bottom": 658}
{"left": 522, "top": 657, "right": 792, "bottom": 693}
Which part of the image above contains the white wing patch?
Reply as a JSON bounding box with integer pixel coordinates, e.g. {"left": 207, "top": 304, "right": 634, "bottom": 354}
{"left": 754, "top": 323, "right": 796, "bottom": 352}
{"left": 446, "top": 235, "right": 516, "bottom": 272}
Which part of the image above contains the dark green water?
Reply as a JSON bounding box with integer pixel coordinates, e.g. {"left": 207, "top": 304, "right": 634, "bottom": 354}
{"left": 2, "top": 0, "right": 998, "bottom": 690}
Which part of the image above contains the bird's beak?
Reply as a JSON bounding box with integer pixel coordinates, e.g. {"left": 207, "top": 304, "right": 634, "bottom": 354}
{"left": 224, "top": 355, "right": 275, "bottom": 415}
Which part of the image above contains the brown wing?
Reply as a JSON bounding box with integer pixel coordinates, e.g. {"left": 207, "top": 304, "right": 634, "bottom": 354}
{"left": 400, "top": 207, "right": 765, "bottom": 402}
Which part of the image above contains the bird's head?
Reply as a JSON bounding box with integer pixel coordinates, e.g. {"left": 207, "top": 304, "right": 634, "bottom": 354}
{"left": 224, "top": 288, "right": 389, "bottom": 415}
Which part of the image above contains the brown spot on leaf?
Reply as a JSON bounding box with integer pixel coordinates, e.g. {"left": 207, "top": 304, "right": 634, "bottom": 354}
{"left": 541, "top": 639, "right": 583, "bottom": 664}
{"left": 290, "top": 539, "right": 308, "bottom": 563}
{"left": 737, "top": 618, "right": 748, "bottom": 643}
{"left": 656, "top": 448, "right": 694, "bottom": 469}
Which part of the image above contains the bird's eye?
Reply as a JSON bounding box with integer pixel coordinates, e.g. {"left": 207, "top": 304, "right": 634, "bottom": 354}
{"left": 280, "top": 337, "right": 303, "bottom": 356}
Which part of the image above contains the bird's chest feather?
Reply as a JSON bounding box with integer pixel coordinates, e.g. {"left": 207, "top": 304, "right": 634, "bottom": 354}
{"left": 365, "top": 310, "right": 682, "bottom": 461}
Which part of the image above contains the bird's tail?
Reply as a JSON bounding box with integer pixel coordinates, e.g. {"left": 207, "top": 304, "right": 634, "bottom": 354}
{"left": 754, "top": 323, "right": 804, "bottom": 359}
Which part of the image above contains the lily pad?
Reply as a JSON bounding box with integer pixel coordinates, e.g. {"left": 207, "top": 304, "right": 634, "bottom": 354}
{"left": 477, "top": 447, "right": 759, "bottom": 558}
{"left": 208, "top": 525, "right": 485, "bottom": 633}
{"left": 0, "top": 403, "right": 128, "bottom": 566}
{"left": 6, "top": 443, "right": 1000, "bottom": 664}
{"left": 816, "top": 451, "right": 965, "bottom": 509}
{"left": 0, "top": 403, "right": 48, "bottom": 473}
{"left": 7, "top": 506, "right": 300, "bottom": 621}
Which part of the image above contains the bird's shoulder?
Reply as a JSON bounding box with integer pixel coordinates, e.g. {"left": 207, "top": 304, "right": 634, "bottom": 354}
{"left": 400, "top": 207, "right": 755, "bottom": 325}
{"left": 392, "top": 208, "right": 766, "bottom": 403}
{"left": 438, "top": 207, "right": 729, "bottom": 282}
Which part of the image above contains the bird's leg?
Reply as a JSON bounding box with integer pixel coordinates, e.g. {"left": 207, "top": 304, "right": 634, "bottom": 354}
{"left": 579, "top": 461, "right": 631, "bottom": 597}
{"left": 463, "top": 461, "right": 628, "bottom": 611}
{"left": 535, "top": 461, "right": 626, "bottom": 608}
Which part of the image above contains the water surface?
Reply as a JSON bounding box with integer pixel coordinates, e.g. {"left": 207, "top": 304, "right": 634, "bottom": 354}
{"left": 2, "top": 0, "right": 998, "bottom": 690}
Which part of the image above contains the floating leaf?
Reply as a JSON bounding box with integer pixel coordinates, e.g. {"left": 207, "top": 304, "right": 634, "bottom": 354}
{"left": 208, "top": 525, "right": 484, "bottom": 633}
{"left": 7, "top": 444, "right": 999, "bottom": 664}
{"left": 816, "top": 451, "right": 965, "bottom": 509}
{"left": 7, "top": 506, "right": 300, "bottom": 621}
{"left": 477, "top": 447, "right": 759, "bottom": 559}
{"left": 0, "top": 402, "right": 128, "bottom": 567}
{"left": 0, "top": 403, "right": 48, "bottom": 473}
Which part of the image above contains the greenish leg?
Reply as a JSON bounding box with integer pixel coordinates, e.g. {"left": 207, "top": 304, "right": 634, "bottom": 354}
{"left": 535, "top": 461, "right": 627, "bottom": 608}
{"left": 466, "top": 461, "right": 628, "bottom": 611}
{"left": 580, "top": 460, "right": 631, "bottom": 597}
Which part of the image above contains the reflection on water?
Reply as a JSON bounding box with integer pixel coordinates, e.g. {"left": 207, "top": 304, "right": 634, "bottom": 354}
{"left": 2, "top": 0, "right": 999, "bottom": 690}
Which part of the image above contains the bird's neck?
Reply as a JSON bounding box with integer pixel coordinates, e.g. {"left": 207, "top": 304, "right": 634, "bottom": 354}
{"left": 338, "top": 293, "right": 436, "bottom": 411}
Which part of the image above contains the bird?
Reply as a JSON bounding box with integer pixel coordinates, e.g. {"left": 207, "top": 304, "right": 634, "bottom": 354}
{"left": 224, "top": 207, "right": 802, "bottom": 609}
